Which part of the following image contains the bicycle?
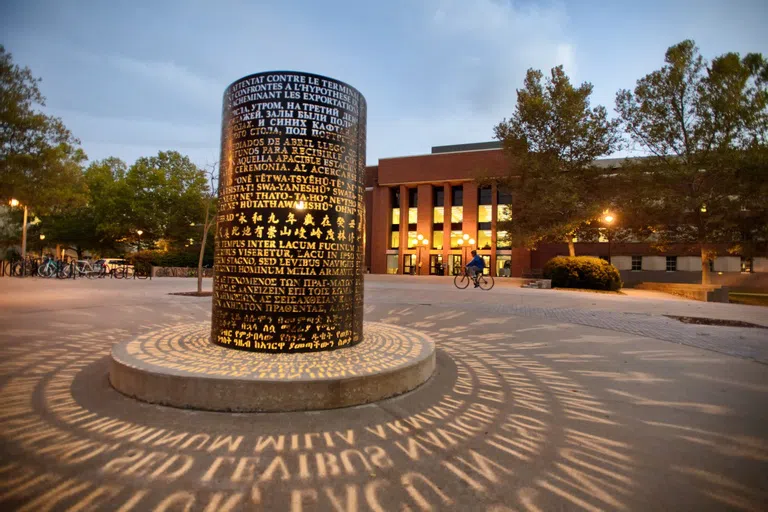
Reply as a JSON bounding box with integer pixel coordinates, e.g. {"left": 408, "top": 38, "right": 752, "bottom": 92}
{"left": 454, "top": 268, "right": 495, "bottom": 290}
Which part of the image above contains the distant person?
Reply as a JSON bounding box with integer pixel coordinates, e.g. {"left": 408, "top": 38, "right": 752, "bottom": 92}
{"left": 503, "top": 260, "right": 511, "bottom": 277}
{"left": 466, "top": 250, "right": 485, "bottom": 287}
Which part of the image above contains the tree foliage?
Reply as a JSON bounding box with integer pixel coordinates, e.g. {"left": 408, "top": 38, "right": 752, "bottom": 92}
{"left": 493, "top": 66, "right": 620, "bottom": 255}
{"left": 0, "top": 45, "right": 87, "bottom": 214}
{"left": 614, "top": 40, "right": 768, "bottom": 282}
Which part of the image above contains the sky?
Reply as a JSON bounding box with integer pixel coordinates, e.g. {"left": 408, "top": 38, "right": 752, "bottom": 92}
{"left": 2, "top": 0, "right": 766, "bottom": 167}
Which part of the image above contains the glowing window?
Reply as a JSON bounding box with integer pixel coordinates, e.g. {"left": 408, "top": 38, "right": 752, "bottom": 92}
{"left": 497, "top": 204, "right": 511, "bottom": 222}
{"left": 478, "top": 230, "right": 492, "bottom": 250}
{"left": 496, "top": 230, "right": 511, "bottom": 249}
{"left": 433, "top": 207, "right": 444, "bottom": 224}
{"left": 478, "top": 205, "right": 492, "bottom": 223}
{"left": 391, "top": 208, "right": 400, "bottom": 225}
{"left": 432, "top": 231, "right": 444, "bottom": 250}
{"left": 450, "top": 231, "right": 464, "bottom": 249}
{"left": 451, "top": 206, "right": 463, "bottom": 224}
{"left": 390, "top": 231, "right": 399, "bottom": 249}
{"left": 407, "top": 231, "right": 418, "bottom": 249}
{"left": 386, "top": 254, "right": 398, "bottom": 274}
{"left": 408, "top": 208, "right": 418, "bottom": 224}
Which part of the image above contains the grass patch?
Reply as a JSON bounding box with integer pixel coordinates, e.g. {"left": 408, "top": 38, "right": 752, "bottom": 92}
{"left": 553, "top": 287, "right": 626, "bottom": 295}
{"left": 729, "top": 293, "right": 768, "bottom": 307}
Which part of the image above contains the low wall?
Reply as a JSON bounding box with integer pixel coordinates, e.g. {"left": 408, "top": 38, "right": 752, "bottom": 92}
{"left": 635, "top": 282, "right": 729, "bottom": 303}
{"left": 620, "top": 270, "right": 768, "bottom": 291}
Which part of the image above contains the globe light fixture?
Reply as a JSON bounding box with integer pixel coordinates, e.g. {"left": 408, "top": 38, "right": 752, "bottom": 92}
{"left": 39, "top": 234, "right": 45, "bottom": 240}
{"left": 417, "top": 234, "right": 424, "bottom": 241}
{"left": 9, "top": 198, "right": 20, "bottom": 207}
{"left": 137, "top": 230, "right": 144, "bottom": 236}
{"left": 422, "top": 238, "right": 429, "bottom": 246}
{"left": 469, "top": 238, "right": 475, "bottom": 245}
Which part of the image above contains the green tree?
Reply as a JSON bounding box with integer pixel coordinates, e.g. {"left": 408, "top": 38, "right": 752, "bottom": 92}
{"left": 44, "top": 158, "right": 132, "bottom": 257}
{"left": 493, "top": 66, "right": 620, "bottom": 256}
{"left": 615, "top": 40, "right": 768, "bottom": 283}
{"left": 124, "top": 151, "right": 210, "bottom": 249}
{"left": 0, "top": 45, "right": 87, "bottom": 214}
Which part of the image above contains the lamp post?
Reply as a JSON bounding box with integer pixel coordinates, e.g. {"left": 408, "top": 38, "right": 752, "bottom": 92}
{"left": 39, "top": 234, "right": 45, "bottom": 259}
{"left": 602, "top": 213, "right": 615, "bottom": 263}
{"left": 9, "top": 199, "right": 28, "bottom": 276}
{"left": 416, "top": 234, "right": 429, "bottom": 275}
{"left": 136, "top": 230, "right": 143, "bottom": 251}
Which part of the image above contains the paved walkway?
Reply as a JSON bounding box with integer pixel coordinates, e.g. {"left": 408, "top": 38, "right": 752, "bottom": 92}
{"left": 0, "top": 276, "right": 766, "bottom": 511}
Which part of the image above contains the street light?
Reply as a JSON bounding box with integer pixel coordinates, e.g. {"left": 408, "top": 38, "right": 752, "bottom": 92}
{"left": 602, "top": 212, "right": 615, "bottom": 262}
{"left": 39, "top": 234, "right": 45, "bottom": 258}
{"left": 136, "top": 230, "right": 143, "bottom": 251}
{"left": 9, "top": 198, "right": 28, "bottom": 275}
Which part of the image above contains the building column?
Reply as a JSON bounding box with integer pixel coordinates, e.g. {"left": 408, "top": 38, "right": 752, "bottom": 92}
{"left": 399, "top": 184, "right": 408, "bottom": 274}
{"left": 490, "top": 182, "right": 497, "bottom": 277}
{"left": 417, "top": 184, "right": 433, "bottom": 275}
{"left": 443, "top": 183, "right": 452, "bottom": 275}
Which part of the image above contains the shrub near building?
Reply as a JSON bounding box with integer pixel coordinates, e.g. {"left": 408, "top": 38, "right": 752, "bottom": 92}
{"left": 544, "top": 256, "right": 623, "bottom": 291}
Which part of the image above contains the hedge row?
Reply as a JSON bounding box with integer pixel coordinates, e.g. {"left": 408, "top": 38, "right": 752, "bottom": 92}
{"left": 543, "top": 256, "right": 623, "bottom": 291}
{"left": 128, "top": 249, "right": 213, "bottom": 269}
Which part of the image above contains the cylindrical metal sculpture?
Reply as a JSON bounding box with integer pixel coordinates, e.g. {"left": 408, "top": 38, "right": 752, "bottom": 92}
{"left": 211, "top": 71, "right": 366, "bottom": 353}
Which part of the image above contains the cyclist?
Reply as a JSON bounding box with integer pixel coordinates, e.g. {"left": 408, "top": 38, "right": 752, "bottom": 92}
{"left": 465, "top": 250, "right": 485, "bottom": 288}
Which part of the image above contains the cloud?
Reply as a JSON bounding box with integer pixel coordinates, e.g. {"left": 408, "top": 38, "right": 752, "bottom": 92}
{"left": 109, "top": 54, "right": 224, "bottom": 106}
{"left": 414, "top": 0, "right": 576, "bottom": 117}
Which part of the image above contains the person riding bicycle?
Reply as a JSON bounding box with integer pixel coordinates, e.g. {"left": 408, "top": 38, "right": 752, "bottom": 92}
{"left": 465, "top": 250, "right": 485, "bottom": 288}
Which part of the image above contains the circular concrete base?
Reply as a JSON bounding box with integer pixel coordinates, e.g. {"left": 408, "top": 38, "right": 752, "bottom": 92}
{"left": 109, "top": 321, "right": 435, "bottom": 412}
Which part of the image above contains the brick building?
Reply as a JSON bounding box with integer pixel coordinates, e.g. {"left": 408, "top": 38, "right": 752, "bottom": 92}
{"left": 363, "top": 142, "right": 768, "bottom": 287}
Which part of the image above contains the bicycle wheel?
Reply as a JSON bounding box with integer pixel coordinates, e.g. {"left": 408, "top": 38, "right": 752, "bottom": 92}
{"left": 454, "top": 274, "right": 470, "bottom": 289}
{"left": 113, "top": 267, "right": 124, "bottom": 279}
{"left": 57, "top": 264, "right": 71, "bottom": 279}
{"left": 478, "top": 274, "right": 495, "bottom": 290}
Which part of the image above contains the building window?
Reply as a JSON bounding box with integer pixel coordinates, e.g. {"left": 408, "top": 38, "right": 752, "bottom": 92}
{"left": 432, "top": 231, "right": 444, "bottom": 250}
{"left": 451, "top": 185, "right": 463, "bottom": 206}
{"left": 741, "top": 257, "right": 753, "bottom": 273}
{"left": 478, "top": 186, "right": 492, "bottom": 205}
{"left": 478, "top": 230, "right": 492, "bottom": 250}
{"left": 434, "top": 187, "right": 444, "bottom": 207}
{"left": 390, "top": 188, "right": 400, "bottom": 250}
{"left": 390, "top": 232, "right": 400, "bottom": 249}
{"left": 408, "top": 208, "right": 418, "bottom": 225}
{"left": 407, "top": 231, "right": 418, "bottom": 249}
{"left": 631, "top": 256, "right": 642, "bottom": 271}
{"left": 478, "top": 205, "right": 492, "bottom": 225}
{"left": 450, "top": 231, "right": 464, "bottom": 249}
{"left": 450, "top": 206, "right": 463, "bottom": 228}
{"left": 407, "top": 188, "right": 418, "bottom": 228}
{"left": 391, "top": 208, "right": 400, "bottom": 226}
{"left": 666, "top": 256, "right": 677, "bottom": 272}
{"left": 497, "top": 188, "right": 512, "bottom": 222}
{"left": 433, "top": 207, "right": 444, "bottom": 224}
{"left": 496, "top": 230, "right": 511, "bottom": 249}
{"left": 386, "top": 254, "right": 398, "bottom": 274}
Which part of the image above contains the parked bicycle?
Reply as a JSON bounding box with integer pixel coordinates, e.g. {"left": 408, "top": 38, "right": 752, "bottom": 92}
{"left": 454, "top": 268, "right": 495, "bottom": 290}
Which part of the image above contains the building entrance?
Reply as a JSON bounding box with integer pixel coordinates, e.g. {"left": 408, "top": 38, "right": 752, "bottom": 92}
{"left": 403, "top": 254, "right": 416, "bottom": 275}
{"left": 429, "top": 254, "right": 444, "bottom": 275}
{"left": 450, "top": 254, "right": 462, "bottom": 275}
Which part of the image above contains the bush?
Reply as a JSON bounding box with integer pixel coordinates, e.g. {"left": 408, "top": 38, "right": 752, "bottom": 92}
{"left": 127, "top": 249, "right": 213, "bottom": 269}
{"left": 543, "top": 256, "right": 623, "bottom": 291}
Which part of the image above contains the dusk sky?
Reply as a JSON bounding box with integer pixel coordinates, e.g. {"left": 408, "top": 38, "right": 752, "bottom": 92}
{"left": 2, "top": 0, "right": 766, "bottom": 167}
